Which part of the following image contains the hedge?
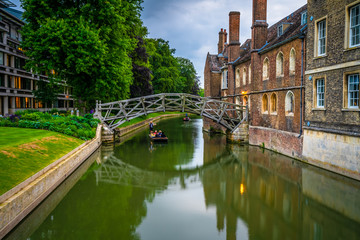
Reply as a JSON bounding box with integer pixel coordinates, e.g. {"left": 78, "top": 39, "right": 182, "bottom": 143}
{"left": 0, "top": 111, "right": 99, "bottom": 140}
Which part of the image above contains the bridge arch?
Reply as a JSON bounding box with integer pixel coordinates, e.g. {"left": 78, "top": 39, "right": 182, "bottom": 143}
{"left": 95, "top": 93, "right": 248, "bottom": 132}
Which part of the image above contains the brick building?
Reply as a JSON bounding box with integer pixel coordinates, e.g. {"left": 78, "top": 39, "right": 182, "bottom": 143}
{"left": 0, "top": 1, "right": 74, "bottom": 116}
{"left": 204, "top": 0, "right": 307, "bottom": 158}
{"left": 303, "top": 0, "right": 360, "bottom": 179}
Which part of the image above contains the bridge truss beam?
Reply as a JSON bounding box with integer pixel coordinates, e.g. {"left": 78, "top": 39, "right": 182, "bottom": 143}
{"left": 95, "top": 93, "right": 248, "bottom": 132}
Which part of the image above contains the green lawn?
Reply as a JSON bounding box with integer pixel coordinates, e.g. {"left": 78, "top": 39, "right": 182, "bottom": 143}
{"left": 0, "top": 127, "right": 84, "bottom": 195}
{"left": 118, "top": 111, "right": 184, "bottom": 128}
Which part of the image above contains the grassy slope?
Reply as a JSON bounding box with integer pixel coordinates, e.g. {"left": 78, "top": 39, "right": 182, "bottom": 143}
{"left": 0, "top": 127, "right": 84, "bottom": 195}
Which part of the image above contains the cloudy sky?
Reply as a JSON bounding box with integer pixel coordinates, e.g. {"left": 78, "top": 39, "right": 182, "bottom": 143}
{"left": 11, "top": 0, "right": 307, "bottom": 88}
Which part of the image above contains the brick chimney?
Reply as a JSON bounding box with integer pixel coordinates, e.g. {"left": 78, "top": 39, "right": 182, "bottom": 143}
{"left": 251, "top": 0, "right": 268, "bottom": 92}
{"left": 229, "top": 11, "right": 240, "bottom": 45}
{"left": 251, "top": 0, "right": 268, "bottom": 50}
{"left": 228, "top": 12, "right": 240, "bottom": 62}
{"left": 218, "top": 28, "right": 225, "bottom": 54}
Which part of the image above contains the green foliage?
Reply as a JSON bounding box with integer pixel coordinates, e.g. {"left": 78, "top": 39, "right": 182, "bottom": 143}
{"left": 0, "top": 112, "right": 99, "bottom": 140}
{"left": 32, "top": 80, "right": 60, "bottom": 107}
{"left": 176, "top": 57, "right": 197, "bottom": 93}
{"left": 198, "top": 88, "right": 204, "bottom": 97}
{"left": 21, "top": 0, "right": 145, "bottom": 105}
{"left": 147, "top": 38, "right": 180, "bottom": 94}
{"left": 147, "top": 39, "right": 200, "bottom": 95}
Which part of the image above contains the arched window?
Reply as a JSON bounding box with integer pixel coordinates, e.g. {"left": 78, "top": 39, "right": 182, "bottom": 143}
{"left": 289, "top": 48, "right": 296, "bottom": 75}
{"left": 263, "top": 58, "right": 269, "bottom": 80}
{"left": 222, "top": 69, "right": 228, "bottom": 89}
{"left": 236, "top": 68, "right": 240, "bottom": 88}
{"left": 248, "top": 64, "right": 251, "bottom": 84}
{"left": 276, "top": 52, "right": 284, "bottom": 77}
{"left": 270, "top": 93, "right": 277, "bottom": 113}
{"left": 285, "top": 91, "right": 294, "bottom": 115}
{"left": 262, "top": 94, "right": 269, "bottom": 113}
{"left": 243, "top": 68, "right": 247, "bottom": 85}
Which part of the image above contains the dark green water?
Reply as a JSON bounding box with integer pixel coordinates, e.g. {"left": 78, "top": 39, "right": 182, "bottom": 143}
{"left": 5, "top": 117, "right": 360, "bottom": 240}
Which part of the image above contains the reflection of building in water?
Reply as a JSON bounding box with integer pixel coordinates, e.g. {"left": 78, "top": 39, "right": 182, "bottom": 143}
{"left": 203, "top": 132, "right": 227, "bottom": 165}
{"left": 202, "top": 146, "right": 360, "bottom": 240}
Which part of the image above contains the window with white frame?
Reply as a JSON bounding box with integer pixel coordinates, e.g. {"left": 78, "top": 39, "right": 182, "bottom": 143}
{"left": 222, "top": 69, "right": 228, "bottom": 89}
{"left": 350, "top": 4, "right": 360, "bottom": 47}
{"left": 301, "top": 11, "right": 307, "bottom": 25}
{"left": 348, "top": 74, "right": 359, "bottom": 108}
{"left": 316, "top": 78, "right": 325, "bottom": 108}
{"left": 317, "top": 20, "right": 326, "bottom": 56}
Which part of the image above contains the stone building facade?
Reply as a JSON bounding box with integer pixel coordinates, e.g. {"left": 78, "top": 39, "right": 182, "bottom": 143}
{"left": 0, "top": 2, "right": 74, "bottom": 116}
{"left": 303, "top": 0, "right": 360, "bottom": 179}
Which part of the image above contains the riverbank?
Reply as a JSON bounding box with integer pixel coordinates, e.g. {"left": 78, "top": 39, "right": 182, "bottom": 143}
{"left": 0, "top": 127, "right": 84, "bottom": 195}
{"left": 0, "top": 125, "right": 102, "bottom": 239}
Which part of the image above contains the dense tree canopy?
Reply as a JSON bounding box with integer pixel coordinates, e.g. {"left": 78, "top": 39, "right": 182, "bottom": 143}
{"left": 21, "top": 0, "right": 143, "bottom": 107}
{"left": 146, "top": 38, "right": 200, "bottom": 95}
{"left": 21, "top": 0, "right": 200, "bottom": 108}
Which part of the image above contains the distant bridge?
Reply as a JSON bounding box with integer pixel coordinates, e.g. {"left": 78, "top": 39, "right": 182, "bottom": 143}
{"left": 95, "top": 93, "right": 248, "bottom": 132}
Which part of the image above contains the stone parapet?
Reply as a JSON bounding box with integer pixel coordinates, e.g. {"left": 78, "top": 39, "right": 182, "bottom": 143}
{"left": 0, "top": 125, "right": 102, "bottom": 239}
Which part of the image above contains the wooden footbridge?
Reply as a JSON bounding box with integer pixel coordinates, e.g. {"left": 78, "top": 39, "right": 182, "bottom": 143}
{"left": 95, "top": 93, "right": 248, "bottom": 132}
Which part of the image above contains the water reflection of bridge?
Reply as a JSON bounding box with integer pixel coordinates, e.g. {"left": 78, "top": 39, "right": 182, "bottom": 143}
{"left": 94, "top": 152, "right": 239, "bottom": 190}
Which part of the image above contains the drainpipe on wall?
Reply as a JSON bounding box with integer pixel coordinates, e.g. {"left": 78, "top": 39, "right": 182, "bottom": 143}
{"left": 298, "top": 34, "right": 305, "bottom": 138}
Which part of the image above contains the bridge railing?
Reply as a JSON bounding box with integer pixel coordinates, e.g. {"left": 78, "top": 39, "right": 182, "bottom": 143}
{"left": 95, "top": 93, "right": 248, "bottom": 132}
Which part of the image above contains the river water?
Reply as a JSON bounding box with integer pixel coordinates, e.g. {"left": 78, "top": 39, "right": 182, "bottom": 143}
{"left": 5, "top": 117, "right": 360, "bottom": 240}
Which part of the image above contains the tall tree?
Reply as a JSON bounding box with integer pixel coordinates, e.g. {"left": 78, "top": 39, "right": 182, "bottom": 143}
{"left": 130, "top": 36, "right": 153, "bottom": 98}
{"left": 21, "top": 0, "right": 143, "bottom": 108}
{"left": 176, "top": 57, "right": 198, "bottom": 94}
{"left": 147, "top": 38, "right": 179, "bottom": 94}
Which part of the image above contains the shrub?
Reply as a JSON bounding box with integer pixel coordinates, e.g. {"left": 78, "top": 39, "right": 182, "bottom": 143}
{"left": 0, "top": 111, "right": 99, "bottom": 140}
{"left": 22, "top": 113, "right": 41, "bottom": 121}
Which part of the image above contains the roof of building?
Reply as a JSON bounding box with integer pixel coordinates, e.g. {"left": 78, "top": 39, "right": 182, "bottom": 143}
{"left": 233, "top": 39, "right": 252, "bottom": 65}
{"left": 3, "top": 7, "right": 23, "bottom": 21}
{"left": 207, "top": 53, "right": 222, "bottom": 72}
{"left": 260, "top": 4, "right": 307, "bottom": 53}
